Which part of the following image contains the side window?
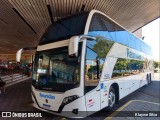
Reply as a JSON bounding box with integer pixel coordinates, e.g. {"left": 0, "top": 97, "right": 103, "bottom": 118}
{"left": 86, "top": 37, "right": 114, "bottom": 78}
{"left": 85, "top": 47, "right": 100, "bottom": 93}
{"left": 88, "top": 13, "right": 116, "bottom": 41}
{"left": 112, "top": 58, "right": 144, "bottom": 78}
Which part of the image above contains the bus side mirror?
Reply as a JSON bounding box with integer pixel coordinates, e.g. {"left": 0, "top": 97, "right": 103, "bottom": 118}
{"left": 16, "top": 48, "right": 23, "bottom": 62}
{"left": 69, "top": 36, "right": 79, "bottom": 57}
{"left": 68, "top": 35, "right": 96, "bottom": 57}
{"left": 16, "top": 47, "right": 37, "bottom": 62}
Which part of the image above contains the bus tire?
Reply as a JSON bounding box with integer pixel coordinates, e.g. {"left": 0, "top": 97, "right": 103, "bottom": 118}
{"left": 146, "top": 74, "right": 150, "bottom": 85}
{"left": 108, "top": 86, "right": 116, "bottom": 110}
{"left": 149, "top": 73, "right": 152, "bottom": 83}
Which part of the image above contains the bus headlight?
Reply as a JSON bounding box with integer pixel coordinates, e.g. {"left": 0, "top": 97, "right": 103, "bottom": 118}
{"left": 62, "top": 95, "right": 79, "bottom": 105}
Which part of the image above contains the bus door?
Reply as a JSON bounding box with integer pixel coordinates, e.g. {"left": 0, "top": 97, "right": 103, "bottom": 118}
{"left": 84, "top": 46, "right": 101, "bottom": 115}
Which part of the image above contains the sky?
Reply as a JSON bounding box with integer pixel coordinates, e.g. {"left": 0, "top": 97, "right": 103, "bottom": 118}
{"left": 142, "top": 18, "right": 160, "bottom": 61}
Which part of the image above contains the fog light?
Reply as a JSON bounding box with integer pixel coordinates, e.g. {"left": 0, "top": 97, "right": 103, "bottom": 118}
{"left": 72, "top": 109, "right": 78, "bottom": 115}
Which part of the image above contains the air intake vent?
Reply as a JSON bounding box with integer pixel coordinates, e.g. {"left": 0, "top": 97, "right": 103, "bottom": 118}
{"left": 12, "top": 8, "right": 36, "bottom": 34}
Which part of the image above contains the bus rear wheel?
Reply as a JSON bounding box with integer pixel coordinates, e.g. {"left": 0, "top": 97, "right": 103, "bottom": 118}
{"left": 146, "top": 74, "right": 151, "bottom": 85}
{"left": 108, "top": 86, "right": 116, "bottom": 110}
{"left": 149, "top": 74, "right": 152, "bottom": 83}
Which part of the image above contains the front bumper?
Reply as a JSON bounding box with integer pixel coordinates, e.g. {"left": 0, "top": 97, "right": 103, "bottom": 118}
{"left": 31, "top": 93, "right": 88, "bottom": 118}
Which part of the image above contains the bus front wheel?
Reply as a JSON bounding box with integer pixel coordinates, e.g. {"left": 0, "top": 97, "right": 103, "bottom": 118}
{"left": 108, "top": 86, "right": 116, "bottom": 110}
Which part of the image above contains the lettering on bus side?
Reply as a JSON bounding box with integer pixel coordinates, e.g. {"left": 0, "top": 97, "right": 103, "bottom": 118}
{"left": 127, "top": 48, "right": 142, "bottom": 60}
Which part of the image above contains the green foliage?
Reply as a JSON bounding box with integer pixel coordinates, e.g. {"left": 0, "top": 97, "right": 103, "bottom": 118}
{"left": 87, "top": 73, "right": 92, "bottom": 79}
{"left": 129, "top": 60, "right": 144, "bottom": 70}
{"left": 92, "top": 36, "right": 114, "bottom": 59}
{"left": 88, "top": 65, "right": 97, "bottom": 73}
{"left": 112, "top": 58, "right": 144, "bottom": 77}
{"left": 154, "top": 61, "right": 160, "bottom": 69}
{"left": 112, "top": 73, "right": 122, "bottom": 77}
{"left": 154, "top": 70, "right": 158, "bottom": 73}
{"left": 114, "top": 59, "right": 144, "bottom": 71}
{"left": 114, "top": 58, "right": 129, "bottom": 70}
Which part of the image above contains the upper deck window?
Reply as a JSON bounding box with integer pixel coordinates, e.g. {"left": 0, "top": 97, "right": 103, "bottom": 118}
{"left": 39, "top": 12, "right": 89, "bottom": 45}
{"left": 88, "top": 13, "right": 152, "bottom": 55}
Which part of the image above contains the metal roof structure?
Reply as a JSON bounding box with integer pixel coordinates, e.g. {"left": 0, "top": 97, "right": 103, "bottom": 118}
{"left": 0, "top": 0, "right": 159, "bottom": 54}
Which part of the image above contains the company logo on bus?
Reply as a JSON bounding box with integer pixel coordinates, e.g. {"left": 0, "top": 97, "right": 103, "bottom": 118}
{"left": 127, "top": 48, "right": 142, "bottom": 60}
{"left": 39, "top": 93, "right": 55, "bottom": 99}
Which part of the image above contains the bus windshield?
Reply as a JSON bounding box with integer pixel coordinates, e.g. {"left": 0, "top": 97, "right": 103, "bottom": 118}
{"left": 32, "top": 45, "right": 81, "bottom": 92}
{"left": 39, "top": 12, "right": 89, "bottom": 45}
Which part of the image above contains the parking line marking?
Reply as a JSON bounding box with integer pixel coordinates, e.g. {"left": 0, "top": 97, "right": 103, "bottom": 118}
{"left": 131, "top": 100, "right": 160, "bottom": 105}
{"left": 104, "top": 100, "right": 160, "bottom": 120}
{"left": 104, "top": 101, "right": 132, "bottom": 120}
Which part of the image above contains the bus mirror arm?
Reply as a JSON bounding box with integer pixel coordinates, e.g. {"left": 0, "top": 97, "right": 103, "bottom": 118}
{"left": 68, "top": 35, "right": 96, "bottom": 57}
{"left": 79, "top": 35, "right": 96, "bottom": 41}
{"left": 16, "top": 47, "right": 37, "bottom": 62}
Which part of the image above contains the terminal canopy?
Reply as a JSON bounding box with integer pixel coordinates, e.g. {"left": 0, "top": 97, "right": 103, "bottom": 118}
{"left": 0, "top": 0, "right": 159, "bottom": 53}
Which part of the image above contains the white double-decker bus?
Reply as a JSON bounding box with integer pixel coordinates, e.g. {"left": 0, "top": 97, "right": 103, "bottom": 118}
{"left": 17, "top": 10, "right": 153, "bottom": 117}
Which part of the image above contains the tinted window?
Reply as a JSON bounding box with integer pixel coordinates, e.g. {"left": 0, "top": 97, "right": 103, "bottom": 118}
{"left": 39, "top": 12, "right": 89, "bottom": 45}
{"left": 88, "top": 13, "right": 152, "bottom": 55}
{"left": 112, "top": 58, "right": 146, "bottom": 78}
{"left": 85, "top": 47, "right": 99, "bottom": 93}
{"left": 87, "top": 37, "right": 114, "bottom": 59}
{"left": 32, "top": 44, "right": 82, "bottom": 92}
{"left": 85, "top": 47, "right": 99, "bottom": 81}
{"left": 86, "top": 37, "right": 114, "bottom": 79}
{"left": 89, "top": 13, "right": 116, "bottom": 41}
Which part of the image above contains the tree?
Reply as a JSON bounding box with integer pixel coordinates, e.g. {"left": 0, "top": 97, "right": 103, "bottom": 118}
{"left": 154, "top": 61, "right": 160, "bottom": 69}
{"left": 92, "top": 36, "right": 114, "bottom": 59}
{"left": 114, "top": 58, "right": 129, "bottom": 70}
